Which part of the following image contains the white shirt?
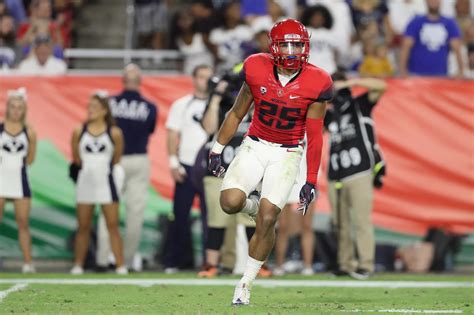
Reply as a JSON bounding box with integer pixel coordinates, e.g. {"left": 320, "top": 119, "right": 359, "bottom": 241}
{"left": 17, "top": 55, "right": 67, "bottom": 75}
{"left": 304, "top": 0, "right": 353, "bottom": 56}
{"left": 166, "top": 94, "right": 208, "bottom": 166}
{"left": 209, "top": 24, "right": 253, "bottom": 71}
{"left": 307, "top": 27, "right": 338, "bottom": 75}
{"left": 177, "top": 33, "right": 214, "bottom": 75}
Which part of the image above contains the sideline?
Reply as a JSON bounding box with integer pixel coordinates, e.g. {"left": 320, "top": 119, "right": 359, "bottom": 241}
{"left": 0, "top": 284, "right": 29, "bottom": 303}
{"left": 0, "top": 279, "right": 472, "bottom": 288}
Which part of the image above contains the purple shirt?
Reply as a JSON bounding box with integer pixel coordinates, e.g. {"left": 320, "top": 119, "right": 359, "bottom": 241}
{"left": 404, "top": 15, "right": 461, "bottom": 76}
{"left": 4, "top": 0, "right": 26, "bottom": 24}
{"left": 241, "top": 0, "right": 267, "bottom": 17}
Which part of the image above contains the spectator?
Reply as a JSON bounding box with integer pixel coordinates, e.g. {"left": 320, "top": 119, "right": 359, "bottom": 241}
{"left": 164, "top": 64, "right": 213, "bottom": 273}
{"left": 3, "top": 0, "right": 27, "bottom": 24}
{"left": 455, "top": 0, "right": 472, "bottom": 36}
{"left": 249, "top": 0, "right": 286, "bottom": 34}
{"left": 19, "top": 19, "right": 64, "bottom": 59}
{"left": 190, "top": 0, "right": 217, "bottom": 35}
{"left": 198, "top": 69, "right": 249, "bottom": 277}
{"left": 241, "top": 29, "right": 270, "bottom": 58}
{"left": 275, "top": 0, "right": 297, "bottom": 19}
{"left": 209, "top": 1, "right": 253, "bottom": 71}
{"left": 169, "top": 8, "right": 214, "bottom": 75}
{"left": 17, "top": 0, "right": 63, "bottom": 49}
{"left": 350, "top": 0, "right": 395, "bottom": 45}
{"left": 274, "top": 148, "right": 316, "bottom": 276}
{"left": 325, "top": 72, "right": 386, "bottom": 279}
{"left": 466, "top": 44, "right": 474, "bottom": 79}
{"left": 240, "top": 0, "right": 267, "bottom": 24}
{"left": 0, "top": 88, "right": 37, "bottom": 273}
{"left": 300, "top": 0, "right": 352, "bottom": 68}
{"left": 134, "top": 0, "right": 169, "bottom": 49}
{"left": 359, "top": 42, "right": 394, "bottom": 77}
{"left": 70, "top": 91, "right": 127, "bottom": 275}
{"left": 17, "top": 35, "right": 66, "bottom": 75}
{"left": 301, "top": 4, "right": 338, "bottom": 74}
{"left": 449, "top": 21, "right": 474, "bottom": 78}
{"left": 0, "top": 14, "right": 16, "bottom": 68}
{"left": 399, "top": 0, "right": 464, "bottom": 77}
{"left": 388, "top": 0, "right": 426, "bottom": 38}
{"left": 197, "top": 66, "right": 272, "bottom": 278}
{"left": 96, "top": 64, "right": 158, "bottom": 272}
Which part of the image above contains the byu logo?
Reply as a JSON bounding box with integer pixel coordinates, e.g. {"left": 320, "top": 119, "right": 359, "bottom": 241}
{"left": 260, "top": 86, "right": 267, "bottom": 95}
{"left": 420, "top": 23, "right": 448, "bottom": 52}
{"left": 85, "top": 141, "right": 106, "bottom": 153}
{"left": 2, "top": 140, "right": 25, "bottom": 153}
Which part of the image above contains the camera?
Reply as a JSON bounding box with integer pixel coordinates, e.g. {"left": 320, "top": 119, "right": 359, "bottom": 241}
{"left": 207, "top": 70, "right": 243, "bottom": 100}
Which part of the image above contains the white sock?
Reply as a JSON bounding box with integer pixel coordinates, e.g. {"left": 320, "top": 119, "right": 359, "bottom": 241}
{"left": 240, "top": 256, "right": 264, "bottom": 286}
{"left": 240, "top": 198, "right": 258, "bottom": 216}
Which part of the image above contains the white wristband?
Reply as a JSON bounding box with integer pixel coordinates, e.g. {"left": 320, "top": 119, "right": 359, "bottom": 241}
{"left": 169, "top": 155, "right": 180, "bottom": 169}
{"left": 211, "top": 141, "right": 225, "bottom": 154}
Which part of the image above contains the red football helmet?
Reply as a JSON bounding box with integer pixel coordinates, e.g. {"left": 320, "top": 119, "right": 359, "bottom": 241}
{"left": 269, "top": 19, "right": 310, "bottom": 70}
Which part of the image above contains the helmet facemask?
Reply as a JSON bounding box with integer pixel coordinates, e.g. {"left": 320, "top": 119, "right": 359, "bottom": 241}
{"left": 268, "top": 19, "right": 311, "bottom": 70}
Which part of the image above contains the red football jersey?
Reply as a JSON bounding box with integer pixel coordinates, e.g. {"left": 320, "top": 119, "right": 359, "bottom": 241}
{"left": 243, "top": 53, "right": 333, "bottom": 145}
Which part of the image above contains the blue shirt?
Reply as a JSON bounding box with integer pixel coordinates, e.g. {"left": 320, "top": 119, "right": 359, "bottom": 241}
{"left": 4, "top": 0, "right": 26, "bottom": 24}
{"left": 404, "top": 15, "right": 461, "bottom": 76}
{"left": 110, "top": 90, "right": 157, "bottom": 155}
{"left": 241, "top": 0, "right": 267, "bottom": 17}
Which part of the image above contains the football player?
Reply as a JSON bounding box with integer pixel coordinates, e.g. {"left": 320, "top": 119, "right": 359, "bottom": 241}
{"left": 208, "top": 18, "right": 333, "bottom": 305}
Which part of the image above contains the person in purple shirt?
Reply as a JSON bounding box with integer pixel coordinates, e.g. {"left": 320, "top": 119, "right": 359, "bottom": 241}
{"left": 399, "top": 0, "right": 464, "bottom": 78}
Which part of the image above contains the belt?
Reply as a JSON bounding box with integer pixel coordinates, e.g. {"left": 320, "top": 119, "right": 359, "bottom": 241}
{"left": 248, "top": 135, "right": 301, "bottom": 148}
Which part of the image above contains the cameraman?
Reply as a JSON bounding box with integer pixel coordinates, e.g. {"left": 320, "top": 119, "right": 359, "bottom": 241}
{"left": 325, "top": 70, "right": 386, "bottom": 280}
{"left": 197, "top": 64, "right": 268, "bottom": 277}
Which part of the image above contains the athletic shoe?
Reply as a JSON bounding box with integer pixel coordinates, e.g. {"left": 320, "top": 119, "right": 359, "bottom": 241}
{"left": 301, "top": 267, "right": 314, "bottom": 276}
{"left": 22, "top": 264, "right": 36, "bottom": 274}
{"left": 116, "top": 266, "right": 128, "bottom": 275}
{"left": 331, "top": 269, "right": 350, "bottom": 277}
{"left": 164, "top": 267, "right": 179, "bottom": 274}
{"left": 272, "top": 267, "right": 285, "bottom": 276}
{"left": 70, "top": 265, "right": 84, "bottom": 275}
{"left": 350, "top": 268, "right": 371, "bottom": 280}
{"left": 258, "top": 265, "right": 272, "bottom": 278}
{"left": 198, "top": 266, "right": 218, "bottom": 278}
{"left": 232, "top": 282, "right": 251, "bottom": 305}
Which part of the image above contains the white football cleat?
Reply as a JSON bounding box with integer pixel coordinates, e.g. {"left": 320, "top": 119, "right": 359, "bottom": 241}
{"left": 70, "top": 265, "right": 84, "bottom": 275}
{"left": 232, "top": 282, "right": 251, "bottom": 305}
{"left": 116, "top": 266, "right": 128, "bottom": 275}
{"left": 22, "top": 263, "right": 36, "bottom": 274}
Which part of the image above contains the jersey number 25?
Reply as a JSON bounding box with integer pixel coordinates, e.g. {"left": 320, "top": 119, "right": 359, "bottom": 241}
{"left": 259, "top": 100, "right": 301, "bottom": 130}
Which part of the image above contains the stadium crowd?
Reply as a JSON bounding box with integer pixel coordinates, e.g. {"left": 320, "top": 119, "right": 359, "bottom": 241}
{"left": 0, "top": 0, "right": 472, "bottom": 278}
{"left": 0, "top": 0, "right": 472, "bottom": 77}
{"left": 0, "top": 0, "right": 83, "bottom": 73}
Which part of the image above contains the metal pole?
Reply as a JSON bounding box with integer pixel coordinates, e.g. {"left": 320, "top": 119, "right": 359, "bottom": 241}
{"left": 124, "top": 0, "right": 136, "bottom": 65}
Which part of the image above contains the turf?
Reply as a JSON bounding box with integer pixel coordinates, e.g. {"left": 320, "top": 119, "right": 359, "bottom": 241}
{"left": 0, "top": 274, "right": 473, "bottom": 314}
{"left": 0, "top": 272, "right": 473, "bottom": 281}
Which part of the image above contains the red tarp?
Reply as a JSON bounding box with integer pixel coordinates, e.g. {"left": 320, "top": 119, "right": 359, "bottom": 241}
{"left": 0, "top": 76, "right": 473, "bottom": 235}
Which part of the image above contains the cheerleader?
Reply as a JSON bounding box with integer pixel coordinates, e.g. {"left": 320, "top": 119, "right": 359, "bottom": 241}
{"left": 70, "top": 91, "right": 127, "bottom": 275}
{"left": 0, "top": 88, "right": 37, "bottom": 273}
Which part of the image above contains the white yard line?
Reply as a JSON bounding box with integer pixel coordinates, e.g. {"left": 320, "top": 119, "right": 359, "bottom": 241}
{"left": 0, "top": 279, "right": 472, "bottom": 288}
{"left": 0, "top": 283, "right": 28, "bottom": 303}
{"left": 341, "top": 309, "right": 463, "bottom": 314}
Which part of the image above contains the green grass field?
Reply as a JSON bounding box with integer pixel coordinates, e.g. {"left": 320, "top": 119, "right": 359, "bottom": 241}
{"left": 0, "top": 273, "right": 472, "bottom": 314}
